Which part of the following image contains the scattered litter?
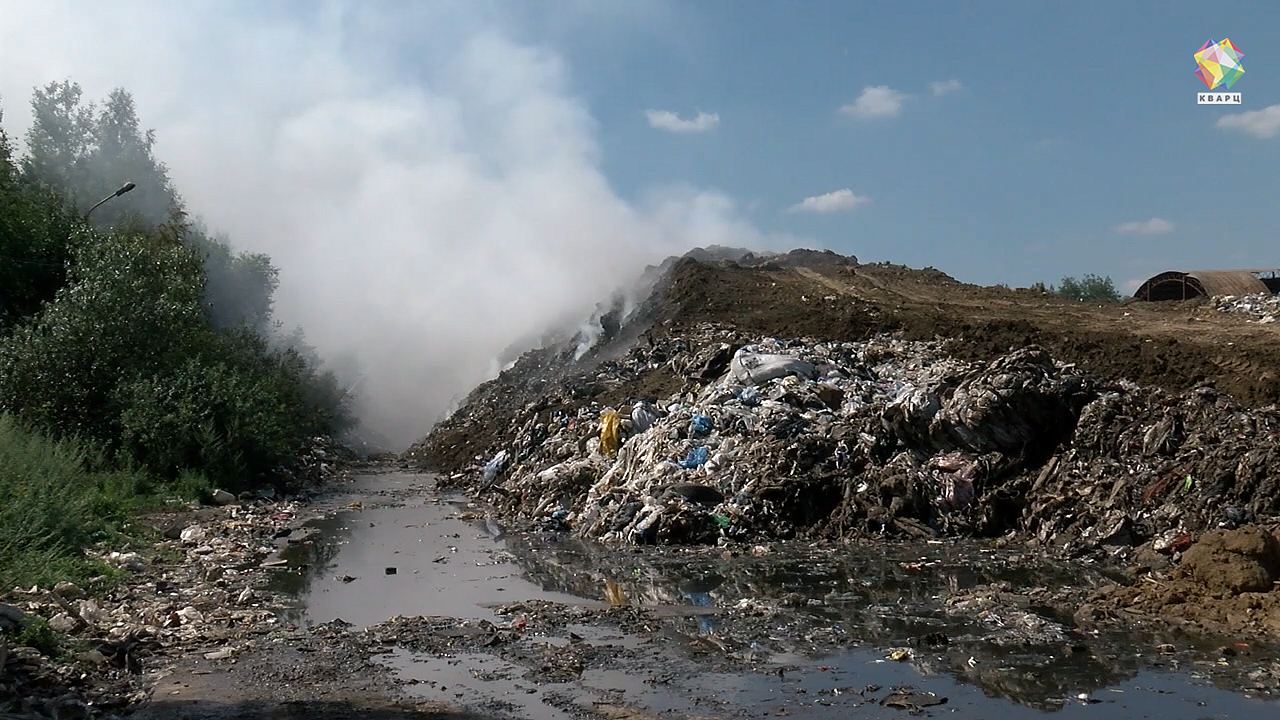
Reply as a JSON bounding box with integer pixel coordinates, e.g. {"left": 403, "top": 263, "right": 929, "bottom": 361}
{"left": 482, "top": 450, "right": 509, "bottom": 485}
{"left": 1214, "top": 292, "right": 1280, "bottom": 324}
{"left": 211, "top": 489, "right": 237, "bottom": 505}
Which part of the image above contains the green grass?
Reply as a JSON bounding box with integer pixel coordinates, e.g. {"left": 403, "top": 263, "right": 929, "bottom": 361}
{"left": 0, "top": 413, "right": 207, "bottom": 590}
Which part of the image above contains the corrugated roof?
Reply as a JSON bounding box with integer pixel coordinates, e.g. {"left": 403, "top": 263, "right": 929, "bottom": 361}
{"left": 1133, "top": 269, "right": 1280, "bottom": 301}
{"left": 1184, "top": 270, "right": 1270, "bottom": 297}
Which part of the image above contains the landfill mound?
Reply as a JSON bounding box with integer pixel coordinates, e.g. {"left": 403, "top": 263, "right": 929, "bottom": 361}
{"left": 407, "top": 249, "right": 1280, "bottom": 556}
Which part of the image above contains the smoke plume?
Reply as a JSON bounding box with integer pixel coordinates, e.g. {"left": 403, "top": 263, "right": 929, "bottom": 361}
{"left": 0, "top": 1, "right": 789, "bottom": 448}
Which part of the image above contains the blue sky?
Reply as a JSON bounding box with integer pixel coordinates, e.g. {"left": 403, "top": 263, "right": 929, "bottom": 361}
{"left": 3, "top": 1, "right": 1278, "bottom": 441}
{"left": 509, "top": 1, "right": 1280, "bottom": 291}
{"left": 3, "top": 1, "right": 1276, "bottom": 293}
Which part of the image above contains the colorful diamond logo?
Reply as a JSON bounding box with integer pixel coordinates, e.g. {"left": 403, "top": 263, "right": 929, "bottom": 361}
{"left": 1195, "top": 38, "right": 1245, "bottom": 90}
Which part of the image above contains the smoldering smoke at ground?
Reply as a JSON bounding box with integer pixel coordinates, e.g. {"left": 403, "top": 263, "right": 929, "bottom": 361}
{"left": 0, "top": 1, "right": 796, "bottom": 450}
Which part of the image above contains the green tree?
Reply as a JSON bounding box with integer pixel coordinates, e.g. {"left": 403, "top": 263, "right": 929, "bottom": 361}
{"left": 1050, "top": 274, "right": 1121, "bottom": 302}
{"left": 0, "top": 224, "right": 208, "bottom": 443}
{"left": 192, "top": 228, "right": 280, "bottom": 334}
{"left": 83, "top": 88, "right": 180, "bottom": 227}
{"left": 0, "top": 104, "right": 84, "bottom": 330}
{"left": 19, "top": 83, "right": 279, "bottom": 335}
{"left": 0, "top": 82, "right": 355, "bottom": 491}
{"left": 24, "top": 81, "right": 178, "bottom": 227}
{"left": 0, "top": 107, "right": 11, "bottom": 185}
{"left": 22, "top": 80, "right": 95, "bottom": 196}
{"left": 0, "top": 217, "right": 352, "bottom": 488}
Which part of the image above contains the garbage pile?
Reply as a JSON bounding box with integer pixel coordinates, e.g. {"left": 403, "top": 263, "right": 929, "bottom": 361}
{"left": 424, "top": 322, "right": 1280, "bottom": 554}
{"left": 1213, "top": 293, "right": 1280, "bottom": 324}
{"left": 277, "top": 435, "right": 350, "bottom": 488}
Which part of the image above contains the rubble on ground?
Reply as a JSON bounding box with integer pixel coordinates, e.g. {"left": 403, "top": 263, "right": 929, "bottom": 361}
{"left": 1214, "top": 293, "right": 1280, "bottom": 324}
{"left": 0, "top": 485, "right": 350, "bottom": 716}
{"left": 277, "top": 435, "right": 350, "bottom": 488}
{"left": 415, "top": 321, "right": 1280, "bottom": 560}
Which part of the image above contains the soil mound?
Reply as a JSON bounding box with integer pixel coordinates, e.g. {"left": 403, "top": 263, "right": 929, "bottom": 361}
{"left": 1084, "top": 525, "right": 1280, "bottom": 637}
{"left": 1180, "top": 525, "right": 1280, "bottom": 594}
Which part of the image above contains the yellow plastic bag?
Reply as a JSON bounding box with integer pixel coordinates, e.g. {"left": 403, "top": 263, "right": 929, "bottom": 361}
{"left": 599, "top": 408, "right": 621, "bottom": 456}
{"left": 604, "top": 579, "right": 629, "bottom": 606}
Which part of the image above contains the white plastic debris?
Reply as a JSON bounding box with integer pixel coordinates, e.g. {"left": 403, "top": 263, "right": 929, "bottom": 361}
{"left": 1213, "top": 292, "right": 1280, "bottom": 322}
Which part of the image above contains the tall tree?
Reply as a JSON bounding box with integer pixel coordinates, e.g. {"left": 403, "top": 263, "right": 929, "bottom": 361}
{"left": 0, "top": 106, "right": 12, "bottom": 187}
{"left": 86, "top": 88, "right": 180, "bottom": 227}
{"left": 22, "top": 80, "right": 95, "bottom": 197}
{"left": 24, "top": 81, "right": 180, "bottom": 228}
{"left": 0, "top": 99, "right": 82, "bottom": 330}
{"left": 15, "top": 81, "right": 281, "bottom": 337}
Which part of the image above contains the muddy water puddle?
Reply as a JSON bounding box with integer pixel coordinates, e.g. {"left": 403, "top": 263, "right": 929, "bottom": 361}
{"left": 265, "top": 474, "right": 582, "bottom": 626}
{"left": 267, "top": 472, "right": 1279, "bottom": 718}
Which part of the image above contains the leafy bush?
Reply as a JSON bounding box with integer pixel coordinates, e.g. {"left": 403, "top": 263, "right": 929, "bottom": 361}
{"left": 0, "top": 121, "right": 85, "bottom": 330}
{"left": 0, "top": 85, "right": 354, "bottom": 491}
{"left": 0, "top": 227, "right": 207, "bottom": 442}
{"left": 0, "top": 81, "right": 357, "bottom": 593}
{"left": 0, "top": 226, "right": 352, "bottom": 489}
{"left": 116, "top": 329, "right": 351, "bottom": 490}
{"left": 14, "top": 616, "right": 61, "bottom": 657}
{"left": 1043, "top": 274, "right": 1122, "bottom": 302}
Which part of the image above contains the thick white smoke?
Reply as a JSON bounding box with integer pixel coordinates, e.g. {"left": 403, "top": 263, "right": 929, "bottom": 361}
{"left": 0, "top": 1, "right": 790, "bottom": 448}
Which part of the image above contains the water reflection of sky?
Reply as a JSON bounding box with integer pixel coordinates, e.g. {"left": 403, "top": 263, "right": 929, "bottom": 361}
{"left": 276, "top": 473, "right": 1280, "bottom": 716}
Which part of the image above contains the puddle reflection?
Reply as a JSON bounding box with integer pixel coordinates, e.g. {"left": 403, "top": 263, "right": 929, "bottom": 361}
{"left": 272, "top": 473, "right": 1279, "bottom": 716}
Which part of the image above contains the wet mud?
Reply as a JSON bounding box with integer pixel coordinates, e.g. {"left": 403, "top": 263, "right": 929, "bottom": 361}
{"left": 220, "top": 471, "right": 1280, "bottom": 719}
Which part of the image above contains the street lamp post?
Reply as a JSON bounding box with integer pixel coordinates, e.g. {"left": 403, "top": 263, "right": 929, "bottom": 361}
{"left": 85, "top": 182, "right": 136, "bottom": 218}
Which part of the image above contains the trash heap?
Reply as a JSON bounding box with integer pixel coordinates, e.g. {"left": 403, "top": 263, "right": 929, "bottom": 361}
{"left": 277, "top": 435, "right": 351, "bottom": 488}
{"left": 1213, "top": 293, "right": 1280, "bottom": 324}
{"left": 421, "top": 319, "right": 1280, "bottom": 552}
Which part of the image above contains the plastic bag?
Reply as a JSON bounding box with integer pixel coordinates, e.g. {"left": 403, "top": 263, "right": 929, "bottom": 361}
{"left": 690, "top": 414, "right": 713, "bottom": 436}
{"left": 599, "top": 409, "right": 621, "bottom": 456}
{"left": 482, "top": 450, "right": 509, "bottom": 484}
{"left": 678, "top": 446, "right": 710, "bottom": 468}
{"left": 631, "top": 401, "right": 660, "bottom": 433}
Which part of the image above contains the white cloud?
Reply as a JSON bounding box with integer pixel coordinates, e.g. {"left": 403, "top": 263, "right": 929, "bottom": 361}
{"left": 1114, "top": 217, "right": 1175, "bottom": 235}
{"left": 0, "top": 1, "right": 790, "bottom": 448}
{"left": 645, "top": 109, "right": 719, "bottom": 133}
{"left": 930, "top": 79, "right": 962, "bottom": 96}
{"left": 787, "top": 189, "right": 871, "bottom": 214}
{"left": 839, "top": 86, "right": 906, "bottom": 119}
{"left": 1216, "top": 104, "right": 1280, "bottom": 139}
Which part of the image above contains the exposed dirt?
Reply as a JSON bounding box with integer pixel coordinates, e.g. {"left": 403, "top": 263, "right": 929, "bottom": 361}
{"left": 134, "top": 631, "right": 486, "bottom": 720}
{"left": 1085, "top": 524, "right": 1280, "bottom": 639}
